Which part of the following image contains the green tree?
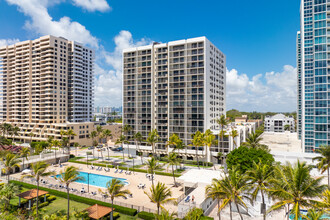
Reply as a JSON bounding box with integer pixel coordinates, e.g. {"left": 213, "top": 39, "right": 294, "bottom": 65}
{"left": 115, "top": 134, "right": 128, "bottom": 162}
{"left": 55, "top": 166, "right": 84, "bottom": 220}
{"left": 284, "top": 124, "right": 290, "bottom": 131}
{"left": 66, "top": 129, "right": 76, "bottom": 154}
{"left": 166, "top": 152, "right": 180, "bottom": 186}
{"left": 133, "top": 132, "right": 144, "bottom": 164}
{"left": 184, "top": 208, "right": 204, "bottom": 220}
{"left": 98, "top": 179, "right": 131, "bottom": 220}
{"left": 154, "top": 210, "right": 177, "bottom": 220}
{"left": 246, "top": 161, "right": 274, "bottom": 220}
{"left": 268, "top": 161, "right": 326, "bottom": 220}
{"left": 218, "top": 166, "right": 250, "bottom": 220}
{"left": 19, "top": 147, "right": 30, "bottom": 169}
{"left": 203, "top": 129, "right": 216, "bottom": 166}
{"left": 205, "top": 178, "right": 226, "bottom": 220}
{"left": 144, "top": 182, "right": 176, "bottom": 215}
{"left": 21, "top": 161, "right": 55, "bottom": 218}
{"left": 146, "top": 157, "right": 161, "bottom": 186}
{"left": 191, "top": 131, "right": 204, "bottom": 169}
{"left": 241, "top": 132, "right": 264, "bottom": 149}
{"left": 147, "top": 129, "right": 159, "bottom": 157}
{"left": 229, "top": 129, "right": 239, "bottom": 149}
{"left": 51, "top": 139, "right": 61, "bottom": 162}
{"left": 302, "top": 209, "right": 325, "bottom": 220}
{"left": 0, "top": 183, "right": 20, "bottom": 210}
{"left": 313, "top": 145, "right": 330, "bottom": 188}
{"left": 1, "top": 153, "right": 21, "bottom": 181}
{"left": 216, "top": 115, "right": 228, "bottom": 154}
{"left": 226, "top": 146, "right": 274, "bottom": 173}
{"left": 102, "top": 129, "right": 112, "bottom": 145}
{"left": 167, "top": 134, "right": 183, "bottom": 153}
{"left": 28, "top": 132, "right": 35, "bottom": 143}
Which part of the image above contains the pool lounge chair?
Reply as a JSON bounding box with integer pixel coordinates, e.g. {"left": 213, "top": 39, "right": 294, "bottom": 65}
{"left": 185, "top": 196, "right": 190, "bottom": 203}
{"left": 119, "top": 169, "right": 123, "bottom": 174}
{"left": 128, "top": 171, "right": 132, "bottom": 175}
{"left": 114, "top": 169, "right": 118, "bottom": 173}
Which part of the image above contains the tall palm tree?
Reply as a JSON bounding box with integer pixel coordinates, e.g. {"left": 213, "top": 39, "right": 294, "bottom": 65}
{"left": 116, "top": 134, "right": 128, "bottom": 162}
{"left": 55, "top": 166, "right": 84, "bottom": 220}
{"left": 0, "top": 183, "right": 20, "bottom": 211}
{"left": 98, "top": 179, "right": 131, "bottom": 220}
{"left": 302, "top": 209, "right": 325, "bottom": 220}
{"left": 242, "top": 132, "right": 263, "bottom": 148}
{"left": 191, "top": 131, "right": 204, "bottom": 169}
{"left": 216, "top": 115, "right": 228, "bottom": 154}
{"left": 146, "top": 157, "right": 161, "bottom": 186}
{"left": 73, "top": 142, "right": 80, "bottom": 156}
{"left": 184, "top": 208, "right": 204, "bottom": 220}
{"left": 1, "top": 153, "right": 21, "bottom": 181}
{"left": 167, "top": 134, "right": 181, "bottom": 152}
{"left": 51, "top": 139, "right": 61, "bottom": 162}
{"left": 19, "top": 147, "right": 30, "bottom": 169}
{"left": 246, "top": 161, "right": 274, "bottom": 220}
{"left": 144, "top": 182, "right": 176, "bottom": 215}
{"left": 218, "top": 166, "right": 250, "bottom": 220}
{"left": 229, "top": 129, "right": 239, "bottom": 149}
{"left": 28, "top": 132, "right": 35, "bottom": 143}
{"left": 133, "top": 132, "right": 144, "bottom": 163}
{"left": 268, "top": 161, "right": 326, "bottom": 220}
{"left": 166, "top": 152, "right": 180, "bottom": 186}
{"left": 313, "top": 145, "right": 330, "bottom": 188}
{"left": 206, "top": 178, "right": 226, "bottom": 220}
{"left": 12, "top": 126, "right": 20, "bottom": 141}
{"left": 21, "top": 161, "right": 55, "bottom": 218}
{"left": 154, "top": 210, "right": 177, "bottom": 220}
{"left": 66, "top": 129, "right": 76, "bottom": 154}
{"left": 147, "top": 129, "right": 159, "bottom": 157}
{"left": 204, "top": 129, "right": 216, "bottom": 166}
{"left": 102, "top": 129, "right": 112, "bottom": 145}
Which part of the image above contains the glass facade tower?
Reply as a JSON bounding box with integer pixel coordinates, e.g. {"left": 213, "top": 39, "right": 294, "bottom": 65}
{"left": 298, "top": 0, "right": 329, "bottom": 152}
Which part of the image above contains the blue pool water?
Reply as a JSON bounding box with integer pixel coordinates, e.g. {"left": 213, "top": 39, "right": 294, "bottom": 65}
{"left": 289, "top": 210, "right": 330, "bottom": 220}
{"left": 54, "top": 172, "right": 129, "bottom": 188}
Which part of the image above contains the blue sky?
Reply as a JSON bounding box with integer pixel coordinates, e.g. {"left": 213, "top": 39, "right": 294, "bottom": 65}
{"left": 0, "top": 0, "right": 300, "bottom": 112}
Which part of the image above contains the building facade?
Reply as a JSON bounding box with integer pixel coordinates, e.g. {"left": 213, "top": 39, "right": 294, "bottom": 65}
{"left": 298, "top": 0, "right": 330, "bottom": 152}
{"left": 264, "top": 114, "right": 295, "bottom": 133}
{"left": 123, "top": 37, "right": 226, "bottom": 153}
{"left": 0, "top": 35, "right": 94, "bottom": 144}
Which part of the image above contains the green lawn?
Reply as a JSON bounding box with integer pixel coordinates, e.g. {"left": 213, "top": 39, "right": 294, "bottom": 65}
{"left": 41, "top": 196, "right": 89, "bottom": 216}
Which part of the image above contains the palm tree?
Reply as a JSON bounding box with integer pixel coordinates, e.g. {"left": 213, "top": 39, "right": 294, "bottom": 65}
{"left": 1, "top": 153, "right": 21, "bottom": 181}
{"left": 98, "top": 179, "right": 131, "bottom": 220}
{"left": 28, "top": 132, "right": 35, "bottom": 143}
{"left": 144, "top": 182, "right": 176, "bottom": 215}
{"left": 268, "top": 161, "right": 327, "bottom": 220}
{"left": 302, "top": 209, "right": 325, "bottom": 220}
{"left": 102, "top": 129, "right": 112, "bottom": 145}
{"left": 115, "top": 134, "right": 128, "bottom": 162}
{"left": 184, "top": 208, "right": 204, "bottom": 220}
{"left": 284, "top": 124, "right": 291, "bottom": 131}
{"left": 19, "top": 147, "right": 30, "bottom": 169}
{"left": 246, "top": 161, "right": 274, "bottom": 220}
{"left": 204, "top": 129, "right": 216, "bottom": 166}
{"left": 154, "top": 210, "right": 177, "bottom": 220}
{"left": 146, "top": 157, "right": 161, "bottom": 186}
{"left": 51, "top": 139, "right": 61, "bottom": 162}
{"left": 191, "top": 131, "right": 204, "bottom": 169}
{"left": 73, "top": 142, "right": 80, "bottom": 156}
{"left": 218, "top": 166, "right": 250, "bottom": 220}
{"left": 55, "top": 166, "right": 84, "bottom": 220}
{"left": 21, "top": 161, "right": 55, "bottom": 218}
{"left": 206, "top": 178, "right": 226, "bottom": 220}
{"left": 167, "top": 134, "right": 182, "bottom": 152}
{"left": 133, "top": 132, "right": 144, "bottom": 163}
{"left": 242, "top": 132, "right": 263, "bottom": 148}
{"left": 166, "top": 152, "right": 180, "bottom": 186}
{"left": 313, "top": 145, "right": 330, "bottom": 188}
{"left": 229, "top": 129, "right": 239, "bottom": 149}
{"left": 147, "top": 129, "right": 159, "bottom": 157}
{"left": 216, "top": 115, "right": 228, "bottom": 154}
{"left": 0, "top": 183, "right": 20, "bottom": 210}
{"left": 12, "top": 126, "right": 20, "bottom": 141}
{"left": 66, "top": 129, "right": 76, "bottom": 154}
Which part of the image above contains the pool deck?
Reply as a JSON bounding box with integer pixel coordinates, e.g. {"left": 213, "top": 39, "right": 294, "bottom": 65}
{"left": 12, "top": 162, "right": 183, "bottom": 213}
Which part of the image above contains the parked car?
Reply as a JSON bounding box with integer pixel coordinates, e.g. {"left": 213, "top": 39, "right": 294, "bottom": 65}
{"left": 88, "top": 146, "right": 95, "bottom": 150}
{"left": 112, "top": 146, "right": 123, "bottom": 151}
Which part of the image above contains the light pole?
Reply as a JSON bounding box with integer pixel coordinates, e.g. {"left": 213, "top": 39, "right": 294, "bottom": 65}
{"left": 88, "top": 172, "right": 90, "bottom": 193}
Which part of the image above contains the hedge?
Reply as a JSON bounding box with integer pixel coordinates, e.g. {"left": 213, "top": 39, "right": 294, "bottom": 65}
{"left": 138, "top": 211, "right": 155, "bottom": 220}
{"left": 68, "top": 160, "right": 180, "bottom": 177}
{"left": 201, "top": 216, "right": 214, "bottom": 220}
{"left": 10, "top": 180, "right": 137, "bottom": 216}
{"left": 113, "top": 212, "right": 120, "bottom": 220}
{"left": 47, "top": 196, "right": 57, "bottom": 202}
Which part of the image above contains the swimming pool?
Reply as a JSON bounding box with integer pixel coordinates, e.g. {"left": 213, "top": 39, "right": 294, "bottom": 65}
{"left": 289, "top": 210, "right": 330, "bottom": 220}
{"left": 54, "top": 172, "right": 129, "bottom": 188}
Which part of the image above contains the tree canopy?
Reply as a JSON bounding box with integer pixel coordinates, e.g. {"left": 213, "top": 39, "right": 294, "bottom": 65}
{"left": 226, "top": 146, "right": 275, "bottom": 173}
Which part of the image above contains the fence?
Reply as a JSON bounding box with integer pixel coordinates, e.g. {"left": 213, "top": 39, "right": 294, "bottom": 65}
{"left": 11, "top": 176, "right": 158, "bottom": 214}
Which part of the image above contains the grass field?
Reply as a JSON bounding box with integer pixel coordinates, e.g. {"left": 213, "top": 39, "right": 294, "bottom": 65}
{"left": 42, "top": 196, "right": 89, "bottom": 216}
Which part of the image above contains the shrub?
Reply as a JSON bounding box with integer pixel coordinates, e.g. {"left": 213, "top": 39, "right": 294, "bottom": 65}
{"left": 30, "top": 141, "right": 49, "bottom": 149}
{"left": 36, "top": 201, "right": 49, "bottom": 209}
{"left": 47, "top": 196, "right": 56, "bottom": 202}
{"left": 226, "top": 146, "right": 275, "bottom": 173}
{"left": 113, "top": 212, "right": 120, "bottom": 220}
{"left": 138, "top": 211, "right": 155, "bottom": 220}
{"left": 10, "top": 180, "right": 137, "bottom": 216}
{"left": 201, "top": 216, "right": 214, "bottom": 220}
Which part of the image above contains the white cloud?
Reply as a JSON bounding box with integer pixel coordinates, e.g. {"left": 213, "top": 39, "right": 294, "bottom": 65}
{"left": 5, "top": 0, "right": 99, "bottom": 48}
{"left": 226, "top": 65, "right": 297, "bottom": 112}
{"left": 72, "top": 0, "right": 111, "bottom": 12}
{"left": 94, "top": 31, "right": 151, "bottom": 106}
{"left": 0, "top": 38, "right": 20, "bottom": 47}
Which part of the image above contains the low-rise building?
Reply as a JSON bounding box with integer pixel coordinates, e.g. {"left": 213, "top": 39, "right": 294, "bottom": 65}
{"left": 264, "top": 114, "right": 295, "bottom": 133}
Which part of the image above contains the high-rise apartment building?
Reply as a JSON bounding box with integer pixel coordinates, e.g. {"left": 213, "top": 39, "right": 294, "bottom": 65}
{"left": 297, "top": 31, "right": 302, "bottom": 140}
{"left": 298, "top": 0, "right": 330, "bottom": 152}
{"left": 0, "top": 35, "right": 94, "bottom": 144}
{"left": 123, "top": 37, "right": 226, "bottom": 152}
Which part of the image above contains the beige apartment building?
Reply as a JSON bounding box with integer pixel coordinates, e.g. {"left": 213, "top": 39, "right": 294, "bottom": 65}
{"left": 0, "top": 35, "right": 95, "bottom": 145}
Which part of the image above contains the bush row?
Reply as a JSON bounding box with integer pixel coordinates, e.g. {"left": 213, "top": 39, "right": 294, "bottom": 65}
{"left": 69, "top": 160, "right": 180, "bottom": 177}
{"left": 10, "top": 180, "right": 137, "bottom": 216}
{"left": 137, "top": 211, "right": 155, "bottom": 220}
{"left": 159, "top": 157, "right": 213, "bottom": 167}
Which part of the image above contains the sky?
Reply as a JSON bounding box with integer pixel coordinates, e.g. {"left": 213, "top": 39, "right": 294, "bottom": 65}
{"left": 0, "top": 0, "right": 301, "bottom": 112}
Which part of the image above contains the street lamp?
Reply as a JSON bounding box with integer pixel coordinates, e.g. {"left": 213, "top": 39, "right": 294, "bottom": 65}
{"left": 88, "top": 172, "right": 90, "bottom": 193}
